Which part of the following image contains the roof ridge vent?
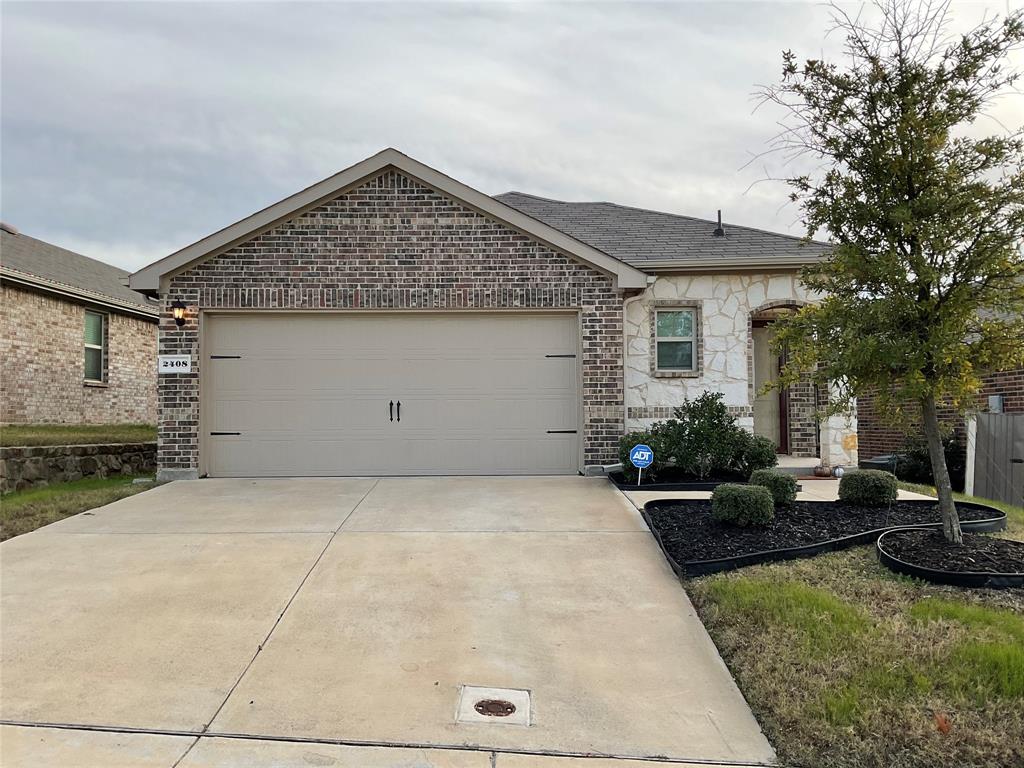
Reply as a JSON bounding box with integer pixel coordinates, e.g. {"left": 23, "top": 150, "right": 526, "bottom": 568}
{"left": 713, "top": 210, "right": 725, "bottom": 237}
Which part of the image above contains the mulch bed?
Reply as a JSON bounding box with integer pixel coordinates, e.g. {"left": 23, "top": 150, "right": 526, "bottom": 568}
{"left": 645, "top": 499, "right": 1001, "bottom": 564}
{"left": 879, "top": 529, "right": 1024, "bottom": 574}
{"left": 608, "top": 468, "right": 746, "bottom": 490}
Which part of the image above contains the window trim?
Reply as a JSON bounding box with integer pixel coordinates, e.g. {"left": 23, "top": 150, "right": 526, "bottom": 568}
{"left": 650, "top": 301, "right": 702, "bottom": 378}
{"left": 84, "top": 310, "right": 107, "bottom": 384}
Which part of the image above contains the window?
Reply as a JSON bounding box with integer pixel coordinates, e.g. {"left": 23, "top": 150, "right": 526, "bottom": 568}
{"left": 655, "top": 308, "right": 696, "bottom": 372}
{"left": 84, "top": 311, "right": 106, "bottom": 382}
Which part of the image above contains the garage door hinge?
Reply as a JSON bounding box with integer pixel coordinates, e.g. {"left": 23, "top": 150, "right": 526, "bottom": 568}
{"left": 210, "top": 431, "right": 241, "bottom": 436}
{"left": 210, "top": 355, "right": 242, "bottom": 359}
{"left": 545, "top": 354, "right": 576, "bottom": 358}
{"left": 546, "top": 430, "right": 578, "bottom": 434}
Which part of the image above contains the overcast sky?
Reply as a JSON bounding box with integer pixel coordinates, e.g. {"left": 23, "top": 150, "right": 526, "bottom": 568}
{"left": 2, "top": 1, "right": 1021, "bottom": 272}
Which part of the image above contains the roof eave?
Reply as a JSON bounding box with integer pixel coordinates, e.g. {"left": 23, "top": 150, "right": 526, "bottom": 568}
{"left": 639, "top": 254, "right": 829, "bottom": 273}
{"left": 2, "top": 268, "right": 160, "bottom": 320}
{"left": 130, "top": 148, "right": 649, "bottom": 293}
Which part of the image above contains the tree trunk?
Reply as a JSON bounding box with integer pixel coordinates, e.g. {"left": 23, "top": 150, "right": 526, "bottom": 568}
{"left": 920, "top": 395, "right": 963, "bottom": 544}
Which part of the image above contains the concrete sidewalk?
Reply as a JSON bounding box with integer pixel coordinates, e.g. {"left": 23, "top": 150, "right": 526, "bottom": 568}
{"left": 0, "top": 724, "right": 773, "bottom": 767}
{"left": 623, "top": 476, "right": 935, "bottom": 509}
{"left": 0, "top": 477, "right": 776, "bottom": 767}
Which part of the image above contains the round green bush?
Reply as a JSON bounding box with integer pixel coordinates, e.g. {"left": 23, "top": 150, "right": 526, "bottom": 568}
{"left": 711, "top": 483, "right": 775, "bottom": 526}
{"left": 749, "top": 469, "right": 798, "bottom": 506}
{"left": 742, "top": 435, "right": 779, "bottom": 474}
{"left": 838, "top": 469, "right": 898, "bottom": 507}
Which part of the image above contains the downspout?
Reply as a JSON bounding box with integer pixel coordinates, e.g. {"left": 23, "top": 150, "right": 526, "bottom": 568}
{"left": 622, "top": 276, "right": 657, "bottom": 434}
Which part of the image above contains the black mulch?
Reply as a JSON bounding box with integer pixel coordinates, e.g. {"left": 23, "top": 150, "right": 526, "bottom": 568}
{"left": 646, "top": 500, "right": 999, "bottom": 563}
{"left": 880, "top": 529, "right": 1024, "bottom": 574}
{"left": 610, "top": 468, "right": 746, "bottom": 487}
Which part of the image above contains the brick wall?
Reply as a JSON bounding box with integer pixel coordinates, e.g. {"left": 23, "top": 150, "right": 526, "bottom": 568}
{"left": 160, "top": 169, "right": 626, "bottom": 476}
{"left": 858, "top": 368, "right": 1024, "bottom": 459}
{"left": 786, "top": 377, "right": 819, "bottom": 458}
{"left": 1, "top": 284, "right": 157, "bottom": 424}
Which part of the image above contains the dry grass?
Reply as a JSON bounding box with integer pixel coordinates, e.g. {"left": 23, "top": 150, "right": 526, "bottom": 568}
{"left": 0, "top": 423, "right": 156, "bottom": 447}
{"left": 688, "top": 499, "right": 1024, "bottom": 768}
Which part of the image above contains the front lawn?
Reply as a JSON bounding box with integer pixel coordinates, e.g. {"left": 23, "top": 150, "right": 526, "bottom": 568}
{"left": 688, "top": 498, "right": 1024, "bottom": 768}
{"left": 897, "top": 481, "right": 1024, "bottom": 533}
{"left": 0, "top": 424, "right": 156, "bottom": 447}
{"left": 0, "top": 476, "right": 153, "bottom": 541}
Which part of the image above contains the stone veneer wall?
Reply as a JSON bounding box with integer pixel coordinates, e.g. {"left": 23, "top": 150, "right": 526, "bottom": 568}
{"left": 0, "top": 442, "right": 156, "bottom": 493}
{"left": 624, "top": 273, "right": 858, "bottom": 465}
{"left": 1, "top": 284, "right": 158, "bottom": 424}
{"left": 158, "top": 170, "right": 626, "bottom": 478}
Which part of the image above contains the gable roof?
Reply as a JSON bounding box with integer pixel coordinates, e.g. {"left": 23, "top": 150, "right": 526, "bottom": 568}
{"left": 129, "top": 148, "right": 650, "bottom": 293}
{"left": 495, "top": 192, "right": 831, "bottom": 271}
{"left": 1, "top": 227, "right": 158, "bottom": 318}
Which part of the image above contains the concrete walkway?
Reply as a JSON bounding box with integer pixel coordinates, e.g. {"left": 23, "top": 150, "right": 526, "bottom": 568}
{"left": 623, "top": 476, "right": 936, "bottom": 509}
{"left": 0, "top": 477, "right": 775, "bottom": 767}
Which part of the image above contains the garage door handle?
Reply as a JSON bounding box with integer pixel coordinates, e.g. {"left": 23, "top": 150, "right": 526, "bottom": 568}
{"left": 389, "top": 401, "right": 394, "bottom": 422}
{"left": 397, "top": 401, "right": 401, "bottom": 422}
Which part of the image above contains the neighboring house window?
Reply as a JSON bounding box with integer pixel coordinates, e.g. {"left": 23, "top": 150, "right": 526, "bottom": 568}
{"left": 84, "top": 311, "right": 106, "bottom": 382}
{"left": 655, "top": 308, "right": 697, "bottom": 372}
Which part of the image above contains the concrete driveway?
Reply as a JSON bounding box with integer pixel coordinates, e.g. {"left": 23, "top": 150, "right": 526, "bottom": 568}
{"left": 0, "top": 477, "right": 775, "bottom": 767}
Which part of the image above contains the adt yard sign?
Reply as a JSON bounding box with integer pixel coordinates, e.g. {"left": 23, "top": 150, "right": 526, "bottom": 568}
{"left": 629, "top": 444, "right": 654, "bottom": 469}
{"left": 629, "top": 443, "right": 654, "bottom": 487}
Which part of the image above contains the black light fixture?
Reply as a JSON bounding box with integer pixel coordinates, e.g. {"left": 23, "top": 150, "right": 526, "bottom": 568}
{"left": 171, "top": 300, "right": 187, "bottom": 327}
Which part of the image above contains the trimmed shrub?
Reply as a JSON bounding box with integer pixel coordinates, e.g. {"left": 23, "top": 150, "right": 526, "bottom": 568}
{"left": 838, "top": 469, "right": 898, "bottom": 507}
{"left": 711, "top": 483, "right": 775, "bottom": 526}
{"left": 741, "top": 435, "right": 779, "bottom": 475}
{"left": 618, "top": 392, "right": 780, "bottom": 482}
{"left": 750, "top": 468, "right": 798, "bottom": 506}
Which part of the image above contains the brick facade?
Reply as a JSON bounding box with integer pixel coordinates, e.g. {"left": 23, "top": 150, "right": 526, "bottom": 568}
{"left": 159, "top": 170, "right": 626, "bottom": 477}
{"left": 857, "top": 368, "right": 1024, "bottom": 459}
{"left": 1, "top": 284, "right": 157, "bottom": 425}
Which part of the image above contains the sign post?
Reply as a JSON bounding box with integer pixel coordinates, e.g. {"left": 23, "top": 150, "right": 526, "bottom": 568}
{"left": 628, "top": 444, "right": 654, "bottom": 488}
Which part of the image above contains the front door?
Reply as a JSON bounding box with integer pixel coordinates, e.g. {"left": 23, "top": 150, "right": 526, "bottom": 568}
{"left": 751, "top": 324, "right": 787, "bottom": 453}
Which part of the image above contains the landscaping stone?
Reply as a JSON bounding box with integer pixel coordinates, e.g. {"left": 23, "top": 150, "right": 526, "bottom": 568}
{"left": 0, "top": 443, "right": 157, "bottom": 493}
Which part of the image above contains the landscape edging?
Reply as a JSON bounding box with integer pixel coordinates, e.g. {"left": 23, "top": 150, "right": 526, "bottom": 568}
{"left": 641, "top": 498, "right": 1007, "bottom": 577}
{"left": 876, "top": 528, "right": 1024, "bottom": 589}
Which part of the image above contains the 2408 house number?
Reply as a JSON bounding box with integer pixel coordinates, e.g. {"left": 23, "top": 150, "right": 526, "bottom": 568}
{"left": 158, "top": 355, "right": 192, "bottom": 374}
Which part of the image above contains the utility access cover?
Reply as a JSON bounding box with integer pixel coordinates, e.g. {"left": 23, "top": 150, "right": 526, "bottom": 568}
{"left": 456, "top": 685, "right": 531, "bottom": 726}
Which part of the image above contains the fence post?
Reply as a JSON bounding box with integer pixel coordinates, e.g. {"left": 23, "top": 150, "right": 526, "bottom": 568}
{"left": 964, "top": 412, "right": 977, "bottom": 497}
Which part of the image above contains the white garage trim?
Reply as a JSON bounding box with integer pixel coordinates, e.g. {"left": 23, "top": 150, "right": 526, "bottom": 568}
{"left": 199, "top": 310, "right": 584, "bottom": 477}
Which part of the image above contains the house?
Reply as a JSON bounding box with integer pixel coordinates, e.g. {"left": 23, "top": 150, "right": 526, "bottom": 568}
{"left": 858, "top": 371, "right": 1024, "bottom": 462}
{"left": 1, "top": 224, "right": 159, "bottom": 425}
{"left": 129, "top": 148, "right": 856, "bottom": 480}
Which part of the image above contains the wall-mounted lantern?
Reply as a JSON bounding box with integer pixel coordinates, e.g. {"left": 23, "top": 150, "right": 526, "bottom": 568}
{"left": 171, "top": 300, "right": 187, "bottom": 327}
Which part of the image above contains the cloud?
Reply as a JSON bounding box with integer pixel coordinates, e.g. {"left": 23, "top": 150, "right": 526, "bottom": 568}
{"left": 1, "top": 1, "right": 1020, "bottom": 271}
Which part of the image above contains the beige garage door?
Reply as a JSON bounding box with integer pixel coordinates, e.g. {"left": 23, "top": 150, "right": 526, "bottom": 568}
{"left": 203, "top": 313, "right": 580, "bottom": 476}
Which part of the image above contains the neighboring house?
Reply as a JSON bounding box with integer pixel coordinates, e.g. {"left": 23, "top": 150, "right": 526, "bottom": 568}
{"left": 0, "top": 224, "right": 159, "bottom": 425}
{"left": 129, "top": 148, "right": 854, "bottom": 481}
{"left": 858, "top": 370, "right": 1024, "bottom": 459}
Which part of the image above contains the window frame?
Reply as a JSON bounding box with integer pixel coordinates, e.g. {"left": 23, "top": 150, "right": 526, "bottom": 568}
{"left": 84, "top": 310, "right": 107, "bottom": 384}
{"left": 650, "top": 301, "right": 702, "bottom": 378}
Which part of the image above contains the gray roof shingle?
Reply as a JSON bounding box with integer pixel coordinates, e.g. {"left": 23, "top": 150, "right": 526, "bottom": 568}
{"left": 495, "top": 192, "right": 830, "bottom": 268}
{"left": 1, "top": 228, "right": 157, "bottom": 314}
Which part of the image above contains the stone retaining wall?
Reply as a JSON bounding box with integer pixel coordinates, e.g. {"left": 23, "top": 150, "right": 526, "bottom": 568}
{"left": 1, "top": 442, "right": 157, "bottom": 493}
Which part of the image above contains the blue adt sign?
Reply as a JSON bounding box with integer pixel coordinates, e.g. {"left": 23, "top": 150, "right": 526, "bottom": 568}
{"left": 629, "top": 444, "right": 654, "bottom": 469}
